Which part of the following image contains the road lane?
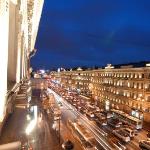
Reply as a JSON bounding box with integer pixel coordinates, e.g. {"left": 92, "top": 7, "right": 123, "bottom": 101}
{"left": 47, "top": 87, "right": 148, "bottom": 150}
{"left": 48, "top": 88, "right": 116, "bottom": 150}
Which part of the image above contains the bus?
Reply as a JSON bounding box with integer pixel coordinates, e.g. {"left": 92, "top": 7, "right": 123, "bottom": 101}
{"left": 111, "top": 109, "right": 142, "bottom": 129}
{"left": 67, "top": 120, "right": 97, "bottom": 150}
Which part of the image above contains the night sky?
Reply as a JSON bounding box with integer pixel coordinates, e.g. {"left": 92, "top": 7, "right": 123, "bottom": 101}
{"left": 31, "top": 0, "right": 150, "bottom": 70}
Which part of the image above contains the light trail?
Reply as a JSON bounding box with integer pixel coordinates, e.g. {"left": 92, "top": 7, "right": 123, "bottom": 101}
{"left": 47, "top": 88, "right": 116, "bottom": 150}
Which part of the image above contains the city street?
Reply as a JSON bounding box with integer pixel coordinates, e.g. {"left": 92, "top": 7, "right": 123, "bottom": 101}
{"left": 47, "top": 81, "right": 149, "bottom": 150}
{"left": 0, "top": 79, "right": 148, "bottom": 150}
{"left": 48, "top": 88, "right": 114, "bottom": 150}
{"left": 1, "top": 0, "right": 150, "bottom": 149}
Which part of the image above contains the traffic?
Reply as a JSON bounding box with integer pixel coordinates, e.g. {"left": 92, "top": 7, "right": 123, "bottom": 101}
{"left": 44, "top": 79, "right": 149, "bottom": 150}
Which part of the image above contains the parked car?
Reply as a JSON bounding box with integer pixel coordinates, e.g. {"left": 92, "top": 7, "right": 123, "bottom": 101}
{"left": 139, "top": 140, "right": 150, "bottom": 150}
{"left": 108, "top": 118, "right": 122, "bottom": 128}
{"left": 113, "top": 129, "right": 130, "bottom": 142}
{"left": 122, "top": 128, "right": 135, "bottom": 138}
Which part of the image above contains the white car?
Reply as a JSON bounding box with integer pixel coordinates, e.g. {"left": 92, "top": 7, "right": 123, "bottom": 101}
{"left": 139, "top": 140, "right": 150, "bottom": 149}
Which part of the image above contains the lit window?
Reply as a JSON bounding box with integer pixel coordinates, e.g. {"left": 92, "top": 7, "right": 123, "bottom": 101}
{"left": 127, "top": 82, "right": 130, "bottom": 87}
{"left": 120, "top": 82, "right": 122, "bottom": 86}
{"left": 139, "top": 93, "right": 142, "bottom": 97}
{"left": 145, "top": 84, "right": 148, "bottom": 89}
{"left": 117, "top": 82, "right": 119, "bottom": 86}
{"left": 139, "top": 74, "right": 142, "bottom": 78}
{"left": 139, "top": 84, "right": 141, "bottom": 89}
{"left": 134, "top": 94, "right": 137, "bottom": 99}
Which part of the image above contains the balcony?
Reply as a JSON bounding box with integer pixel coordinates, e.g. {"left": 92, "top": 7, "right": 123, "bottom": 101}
{"left": 145, "top": 88, "right": 150, "bottom": 93}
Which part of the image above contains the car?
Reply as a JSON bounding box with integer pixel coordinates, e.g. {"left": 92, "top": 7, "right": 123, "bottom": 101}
{"left": 113, "top": 129, "right": 130, "bottom": 142}
{"left": 108, "top": 118, "right": 121, "bottom": 128}
{"left": 95, "top": 113, "right": 106, "bottom": 120}
{"left": 82, "top": 141, "right": 97, "bottom": 150}
{"left": 122, "top": 128, "right": 135, "bottom": 138}
{"left": 80, "top": 108, "right": 87, "bottom": 114}
{"left": 86, "top": 111, "right": 95, "bottom": 119}
{"left": 58, "top": 102, "right": 63, "bottom": 107}
{"left": 139, "top": 140, "right": 150, "bottom": 150}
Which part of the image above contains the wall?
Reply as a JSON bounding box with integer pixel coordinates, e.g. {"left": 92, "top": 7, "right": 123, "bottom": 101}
{"left": 0, "top": 0, "right": 9, "bottom": 122}
{"left": 7, "top": 0, "right": 17, "bottom": 82}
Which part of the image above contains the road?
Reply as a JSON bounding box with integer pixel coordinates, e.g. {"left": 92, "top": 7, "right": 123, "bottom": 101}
{"left": 48, "top": 88, "right": 114, "bottom": 150}
{"left": 1, "top": 78, "right": 146, "bottom": 150}
{"left": 47, "top": 86, "right": 148, "bottom": 150}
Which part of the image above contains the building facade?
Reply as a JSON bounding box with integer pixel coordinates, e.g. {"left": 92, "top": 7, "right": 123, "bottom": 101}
{"left": 51, "top": 64, "right": 150, "bottom": 123}
{"left": 0, "top": 0, "right": 44, "bottom": 125}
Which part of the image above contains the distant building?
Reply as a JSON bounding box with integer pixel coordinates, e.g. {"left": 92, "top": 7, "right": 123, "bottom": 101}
{"left": 51, "top": 63, "right": 150, "bottom": 123}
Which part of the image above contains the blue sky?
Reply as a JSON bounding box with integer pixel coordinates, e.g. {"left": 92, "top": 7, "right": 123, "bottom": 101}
{"left": 31, "top": 0, "right": 150, "bottom": 70}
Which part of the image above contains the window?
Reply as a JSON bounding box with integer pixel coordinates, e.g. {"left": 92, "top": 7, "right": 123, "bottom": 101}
{"left": 147, "top": 96, "right": 150, "bottom": 102}
{"left": 124, "top": 74, "right": 126, "bottom": 78}
{"left": 134, "top": 94, "right": 137, "bottom": 99}
{"left": 127, "top": 93, "right": 130, "bottom": 97}
{"left": 127, "top": 82, "right": 130, "bottom": 87}
{"left": 142, "top": 74, "right": 144, "bottom": 78}
{"left": 134, "top": 83, "right": 137, "bottom": 88}
{"left": 139, "top": 74, "right": 142, "bottom": 78}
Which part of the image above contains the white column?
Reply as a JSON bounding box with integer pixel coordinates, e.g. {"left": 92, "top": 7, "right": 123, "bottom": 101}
{"left": 0, "top": 0, "right": 9, "bottom": 122}
{"left": 7, "top": 1, "right": 17, "bottom": 82}
{"left": 16, "top": 31, "right": 22, "bottom": 83}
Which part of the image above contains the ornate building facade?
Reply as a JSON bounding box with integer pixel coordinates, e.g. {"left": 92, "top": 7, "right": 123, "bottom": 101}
{"left": 0, "top": 0, "right": 44, "bottom": 126}
{"left": 51, "top": 64, "right": 150, "bottom": 123}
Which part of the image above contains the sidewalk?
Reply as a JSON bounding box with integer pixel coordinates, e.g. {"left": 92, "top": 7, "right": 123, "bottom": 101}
{"left": 0, "top": 88, "right": 62, "bottom": 150}
{"left": 0, "top": 107, "right": 27, "bottom": 145}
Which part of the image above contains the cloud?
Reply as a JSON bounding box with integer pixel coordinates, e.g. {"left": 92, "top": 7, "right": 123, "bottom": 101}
{"left": 33, "top": 0, "right": 150, "bottom": 69}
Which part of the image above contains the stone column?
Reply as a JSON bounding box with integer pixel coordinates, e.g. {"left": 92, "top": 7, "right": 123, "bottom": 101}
{"left": 0, "top": 0, "right": 9, "bottom": 122}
